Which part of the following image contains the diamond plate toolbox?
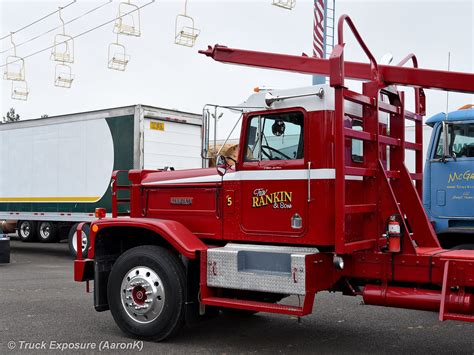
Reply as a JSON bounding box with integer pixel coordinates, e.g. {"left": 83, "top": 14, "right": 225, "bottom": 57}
{"left": 206, "top": 243, "right": 319, "bottom": 295}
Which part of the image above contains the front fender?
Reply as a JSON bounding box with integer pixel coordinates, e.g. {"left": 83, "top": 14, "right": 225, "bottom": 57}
{"left": 88, "top": 218, "right": 208, "bottom": 259}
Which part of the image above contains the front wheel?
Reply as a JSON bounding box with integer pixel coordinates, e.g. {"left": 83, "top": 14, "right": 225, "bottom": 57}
{"left": 107, "top": 245, "right": 186, "bottom": 341}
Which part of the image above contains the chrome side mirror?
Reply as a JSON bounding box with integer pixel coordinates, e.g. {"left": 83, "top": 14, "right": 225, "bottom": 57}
{"left": 216, "top": 155, "right": 229, "bottom": 176}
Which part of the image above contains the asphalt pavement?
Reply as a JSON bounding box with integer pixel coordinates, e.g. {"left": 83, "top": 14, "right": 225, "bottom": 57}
{"left": 0, "top": 239, "right": 473, "bottom": 354}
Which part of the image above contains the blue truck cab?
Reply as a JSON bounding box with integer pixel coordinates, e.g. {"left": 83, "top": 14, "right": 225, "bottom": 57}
{"left": 423, "top": 107, "right": 474, "bottom": 248}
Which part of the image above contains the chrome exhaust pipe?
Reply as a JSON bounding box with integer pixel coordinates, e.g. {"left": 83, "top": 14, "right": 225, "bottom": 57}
{"left": 264, "top": 88, "right": 324, "bottom": 107}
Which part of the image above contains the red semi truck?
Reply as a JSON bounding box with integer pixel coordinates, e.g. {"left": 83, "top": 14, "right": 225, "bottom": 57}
{"left": 74, "top": 15, "right": 474, "bottom": 341}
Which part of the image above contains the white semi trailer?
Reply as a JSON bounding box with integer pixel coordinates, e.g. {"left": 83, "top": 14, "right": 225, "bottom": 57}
{"left": 0, "top": 105, "right": 202, "bottom": 256}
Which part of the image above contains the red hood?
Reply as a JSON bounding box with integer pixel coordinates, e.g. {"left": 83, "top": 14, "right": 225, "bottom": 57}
{"left": 139, "top": 168, "right": 222, "bottom": 186}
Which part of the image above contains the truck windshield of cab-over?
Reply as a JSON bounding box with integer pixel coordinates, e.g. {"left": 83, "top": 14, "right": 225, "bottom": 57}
{"left": 245, "top": 111, "right": 304, "bottom": 161}
{"left": 434, "top": 123, "right": 474, "bottom": 159}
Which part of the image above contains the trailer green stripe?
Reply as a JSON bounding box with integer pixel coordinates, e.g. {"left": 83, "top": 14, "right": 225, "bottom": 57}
{"left": 0, "top": 115, "right": 134, "bottom": 214}
{"left": 0, "top": 197, "right": 101, "bottom": 203}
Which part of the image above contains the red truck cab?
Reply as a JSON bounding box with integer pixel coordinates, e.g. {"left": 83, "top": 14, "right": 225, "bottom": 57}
{"left": 74, "top": 14, "right": 474, "bottom": 342}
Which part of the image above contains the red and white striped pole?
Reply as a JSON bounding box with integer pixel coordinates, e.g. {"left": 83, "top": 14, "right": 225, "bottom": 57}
{"left": 313, "top": 0, "right": 328, "bottom": 84}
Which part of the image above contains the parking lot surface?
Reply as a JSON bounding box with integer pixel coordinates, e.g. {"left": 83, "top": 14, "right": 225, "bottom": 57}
{"left": 0, "top": 240, "right": 473, "bottom": 354}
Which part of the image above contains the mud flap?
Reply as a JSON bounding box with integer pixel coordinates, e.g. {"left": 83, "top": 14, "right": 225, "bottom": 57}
{"left": 94, "top": 257, "right": 115, "bottom": 312}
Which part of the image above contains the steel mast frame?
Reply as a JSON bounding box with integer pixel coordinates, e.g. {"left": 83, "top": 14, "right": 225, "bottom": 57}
{"left": 198, "top": 14, "right": 474, "bottom": 321}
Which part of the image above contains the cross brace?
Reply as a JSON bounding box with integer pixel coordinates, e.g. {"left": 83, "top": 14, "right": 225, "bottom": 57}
{"left": 199, "top": 45, "right": 474, "bottom": 94}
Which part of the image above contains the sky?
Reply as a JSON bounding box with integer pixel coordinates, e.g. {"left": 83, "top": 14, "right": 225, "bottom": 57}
{"left": 1, "top": 0, "right": 473, "bottom": 138}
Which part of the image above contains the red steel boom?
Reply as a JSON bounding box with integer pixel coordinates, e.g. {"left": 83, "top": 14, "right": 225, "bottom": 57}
{"left": 199, "top": 42, "right": 474, "bottom": 94}
{"left": 199, "top": 45, "right": 474, "bottom": 93}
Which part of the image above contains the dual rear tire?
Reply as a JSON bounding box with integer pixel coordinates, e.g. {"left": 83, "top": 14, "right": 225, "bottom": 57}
{"left": 17, "top": 220, "right": 37, "bottom": 242}
{"left": 17, "top": 220, "right": 59, "bottom": 243}
{"left": 37, "top": 221, "right": 58, "bottom": 243}
{"left": 16, "top": 220, "right": 91, "bottom": 258}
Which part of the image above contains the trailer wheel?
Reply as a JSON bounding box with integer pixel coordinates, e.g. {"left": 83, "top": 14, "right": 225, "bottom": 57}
{"left": 68, "top": 223, "right": 90, "bottom": 258}
{"left": 37, "top": 222, "right": 58, "bottom": 243}
{"left": 17, "top": 220, "right": 37, "bottom": 242}
{"left": 107, "top": 245, "right": 186, "bottom": 341}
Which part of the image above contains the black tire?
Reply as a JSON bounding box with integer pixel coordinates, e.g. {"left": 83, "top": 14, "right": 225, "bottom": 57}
{"left": 37, "top": 221, "right": 59, "bottom": 243}
{"left": 17, "top": 220, "right": 37, "bottom": 242}
{"left": 68, "top": 223, "right": 90, "bottom": 258}
{"left": 450, "top": 244, "right": 474, "bottom": 250}
{"left": 107, "top": 245, "right": 186, "bottom": 341}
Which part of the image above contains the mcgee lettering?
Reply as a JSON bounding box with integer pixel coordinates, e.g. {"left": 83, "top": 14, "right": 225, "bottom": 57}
{"left": 448, "top": 170, "right": 474, "bottom": 184}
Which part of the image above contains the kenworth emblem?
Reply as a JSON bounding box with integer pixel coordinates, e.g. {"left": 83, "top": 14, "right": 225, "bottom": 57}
{"left": 170, "top": 197, "right": 193, "bottom": 205}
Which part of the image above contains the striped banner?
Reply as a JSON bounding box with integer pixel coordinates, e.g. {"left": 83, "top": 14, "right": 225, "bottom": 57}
{"left": 313, "top": 0, "right": 325, "bottom": 58}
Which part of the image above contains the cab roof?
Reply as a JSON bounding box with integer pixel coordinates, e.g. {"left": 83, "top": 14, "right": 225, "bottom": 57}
{"left": 426, "top": 108, "right": 474, "bottom": 127}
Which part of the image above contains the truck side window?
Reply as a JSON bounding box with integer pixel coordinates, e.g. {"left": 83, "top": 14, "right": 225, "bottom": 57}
{"left": 435, "top": 123, "right": 474, "bottom": 158}
{"left": 245, "top": 112, "right": 304, "bottom": 161}
{"left": 351, "top": 119, "right": 364, "bottom": 163}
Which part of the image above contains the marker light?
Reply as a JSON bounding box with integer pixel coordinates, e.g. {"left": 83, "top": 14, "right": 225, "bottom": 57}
{"left": 95, "top": 208, "right": 106, "bottom": 219}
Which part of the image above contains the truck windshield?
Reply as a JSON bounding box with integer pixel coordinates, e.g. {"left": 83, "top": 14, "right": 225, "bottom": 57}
{"left": 435, "top": 123, "right": 474, "bottom": 158}
{"left": 245, "top": 111, "right": 304, "bottom": 161}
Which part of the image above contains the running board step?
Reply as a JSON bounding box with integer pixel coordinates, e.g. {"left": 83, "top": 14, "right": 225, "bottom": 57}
{"left": 206, "top": 243, "right": 319, "bottom": 295}
{"left": 201, "top": 296, "right": 309, "bottom": 316}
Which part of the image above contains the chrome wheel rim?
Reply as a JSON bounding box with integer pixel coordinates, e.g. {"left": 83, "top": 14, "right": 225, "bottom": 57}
{"left": 72, "top": 232, "right": 88, "bottom": 253}
{"left": 120, "top": 266, "right": 165, "bottom": 324}
{"left": 20, "top": 222, "right": 30, "bottom": 238}
{"left": 39, "top": 223, "right": 51, "bottom": 239}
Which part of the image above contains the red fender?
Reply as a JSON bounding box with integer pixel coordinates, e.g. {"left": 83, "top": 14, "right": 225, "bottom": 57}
{"left": 88, "top": 218, "right": 208, "bottom": 259}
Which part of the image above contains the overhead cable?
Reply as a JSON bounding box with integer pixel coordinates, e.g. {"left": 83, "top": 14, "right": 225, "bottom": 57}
{"left": 0, "top": 0, "right": 77, "bottom": 41}
{"left": 1, "top": 0, "right": 113, "bottom": 55}
{"left": 0, "top": 0, "right": 156, "bottom": 69}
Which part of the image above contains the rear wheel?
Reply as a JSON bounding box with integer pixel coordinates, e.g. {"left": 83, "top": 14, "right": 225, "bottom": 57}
{"left": 107, "top": 245, "right": 186, "bottom": 341}
{"left": 17, "top": 220, "right": 37, "bottom": 242}
{"left": 68, "top": 223, "right": 90, "bottom": 258}
{"left": 37, "top": 221, "right": 58, "bottom": 243}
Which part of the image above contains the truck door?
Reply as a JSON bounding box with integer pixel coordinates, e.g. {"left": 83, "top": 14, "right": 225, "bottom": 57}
{"left": 429, "top": 122, "right": 474, "bottom": 224}
{"left": 232, "top": 110, "right": 308, "bottom": 238}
